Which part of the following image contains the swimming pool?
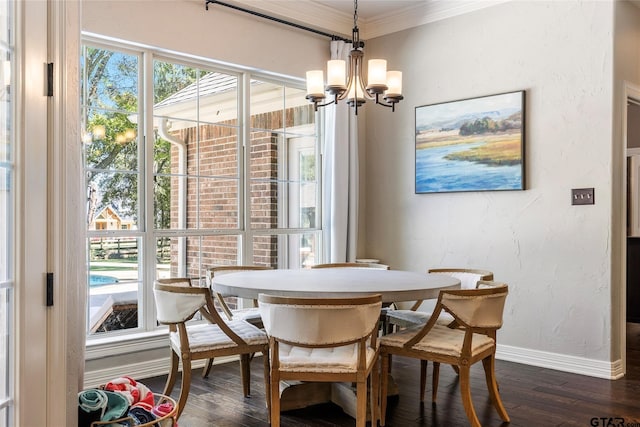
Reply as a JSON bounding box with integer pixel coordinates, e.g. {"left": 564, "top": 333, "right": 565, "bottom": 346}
{"left": 89, "top": 274, "right": 120, "bottom": 287}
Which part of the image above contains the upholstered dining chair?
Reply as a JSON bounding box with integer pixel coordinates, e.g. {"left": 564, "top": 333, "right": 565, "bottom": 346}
{"left": 386, "top": 268, "right": 494, "bottom": 332}
{"left": 206, "top": 265, "right": 272, "bottom": 326}
{"left": 380, "top": 284, "right": 510, "bottom": 427}
{"left": 153, "top": 278, "right": 271, "bottom": 419}
{"left": 384, "top": 268, "right": 494, "bottom": 392}
{"left": 258, "top": 294, "right": 382, "bottom": 427}
{"left": 310, "top": 262, "right": 393, "bottom": 333}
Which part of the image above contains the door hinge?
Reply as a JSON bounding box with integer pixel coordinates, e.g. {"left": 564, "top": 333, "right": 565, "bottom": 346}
{"left": 46, "top": 62, "right": 53, "bottom": 97}
{"left": 46, "top": 272, "right": 54, "bottom": 306}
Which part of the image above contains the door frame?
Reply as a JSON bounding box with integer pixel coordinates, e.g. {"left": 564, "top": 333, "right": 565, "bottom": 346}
{"left": 45, "top": 0, "right": 83, "bottom": 425}
{"left": 620, "top": 81, "right": 640, "bottom": 376}
{"left": 14, "top": 0, "right": 82, "bottom": 425}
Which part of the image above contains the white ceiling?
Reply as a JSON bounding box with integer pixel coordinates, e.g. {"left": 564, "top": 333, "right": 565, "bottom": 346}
{"left": 226, "top": 0, "right": 508, "bottom": 39}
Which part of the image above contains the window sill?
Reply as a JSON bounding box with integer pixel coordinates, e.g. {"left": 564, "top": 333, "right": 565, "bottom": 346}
{"left": 85, "top": 330, "right": 168, "bottom": 361}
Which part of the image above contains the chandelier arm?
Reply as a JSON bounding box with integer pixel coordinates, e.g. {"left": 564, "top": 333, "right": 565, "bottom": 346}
{"left": 356, "top": 52, "right": 373, "bottom": 101}
{"left": 374, "top": 93, "right": 404, "bottom": 112}
{"left": 314, "top": 99, "right": 337, "bottom": 111}
{"left": 303, "top": 0, "right": 402, "bottom": 114}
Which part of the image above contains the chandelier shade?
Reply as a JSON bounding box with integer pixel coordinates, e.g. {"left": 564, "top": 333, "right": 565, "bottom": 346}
{"left": 305, "top": 0, "right": 403, "bottom": 115}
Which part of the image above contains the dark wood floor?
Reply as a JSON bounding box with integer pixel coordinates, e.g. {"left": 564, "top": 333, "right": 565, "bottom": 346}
{"left": 142, "top": 323, "right": 640, "bottom": 426}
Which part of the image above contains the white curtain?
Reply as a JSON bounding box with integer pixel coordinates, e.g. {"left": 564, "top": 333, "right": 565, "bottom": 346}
{"left": 322, "top": 40, "right": 359, "bottom": 263}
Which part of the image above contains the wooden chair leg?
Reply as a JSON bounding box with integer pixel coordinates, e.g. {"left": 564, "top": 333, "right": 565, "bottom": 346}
{"left": 356, "top": 379, "right": 367, "bottom": 427}
{"left": 482, "top": 355, "right": 510, "bottom": 422}
{"left": 370, "top": 359, "right": 379, "bottom": 426}
{"left": 432, "top": 361, "right": 440, "bottom": 403}
{"left": 262, "top": 348, "right": 271, "bottom": 421}
{"left": 270, "top": 369, "right": 281, "bottom": 427}
{"left": 176, "top": 356, "right": 192, "bottom": 419}
{"left": 202, "top": 357, "right": 214, "bottom": 378}
{"left": 240, "top": 353, "right": 251, "bottom": 397}
{"left": 459, "top": 365, "right": 481, "bottom": 427}
{"left": 380, "top": 353, "right": 389, "bottom": 427}
{"left": 419, "top": 360, "right": 428, "bottom": 401}
{"left": 163, "top": 350, "right": 179, "bottom": 396}
{"left": 451, "top": 364, "right": 460, "bottom": 375}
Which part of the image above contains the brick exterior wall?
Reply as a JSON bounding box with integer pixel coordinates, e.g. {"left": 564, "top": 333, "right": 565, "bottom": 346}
{"left": 168, "top": 105, "right": 314, "bottom": 295}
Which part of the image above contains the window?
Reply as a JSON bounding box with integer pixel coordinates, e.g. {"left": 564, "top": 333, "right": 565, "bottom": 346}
{"left": 0, "top": 1, "right": 12, "bottom": 423}
{"left": 81, "top": 39, "right": 321, "bottom": 338}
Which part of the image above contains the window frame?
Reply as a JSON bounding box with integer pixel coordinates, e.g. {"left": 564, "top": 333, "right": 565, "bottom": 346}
{"left": 82, "top": 35, "right": 323, "bottom": 353}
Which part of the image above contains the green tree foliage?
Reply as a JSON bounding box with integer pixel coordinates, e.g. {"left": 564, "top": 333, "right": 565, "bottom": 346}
{"left": 82, "top": 46, "right": 198, "bottom": 229}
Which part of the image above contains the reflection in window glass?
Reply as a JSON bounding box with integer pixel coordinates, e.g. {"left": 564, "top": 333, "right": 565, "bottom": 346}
{"left": 0, "top": 288, "right": 9, "bottom": 402}
{"left": 83, "top": 109, "right": 139, "bottom": 170}
{"left": 250, "top": 80, "right": 283, "bottom": 131}
{"left": 81, "top": 47, "right": 138, "bottom": 112}
{"left": 87, "top": 237, "right": 141, "bottom": 334}
{"left": 285, "top": 86, "right": 316, "bottom": 133}
{"left": 86, "top": 172, "right": 139, "bottom": 230}
{"left": 252, "top": 232, "right": 319, "bottom": 269}
{"left": 156, "top": 235, "right": 240, "bottom": 280}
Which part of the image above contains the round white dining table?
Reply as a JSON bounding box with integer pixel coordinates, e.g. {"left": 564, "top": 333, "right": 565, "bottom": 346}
{"left": 212, "top": 268, "right": 460, "bottom": 303}
{"left": 212, "top": 267, "right": 460, "bottom": 418}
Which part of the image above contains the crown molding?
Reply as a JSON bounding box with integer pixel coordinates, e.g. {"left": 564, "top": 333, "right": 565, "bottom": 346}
{"left": 363, "top": 0, "right": 509, "bottom": 39}
{"left": 226, "top": 0, "right": 508, "bottom": 41}
{"left": 220, "top": 0, "right": 353, "bottom": 39}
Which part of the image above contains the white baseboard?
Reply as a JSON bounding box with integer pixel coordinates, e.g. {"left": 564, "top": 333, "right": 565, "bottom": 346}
{"left": 83, "top": 355, "right": 238, "bottom": 389}
{"left": 84, "top": 344, "right": 625, "bottom": 389}
{"left": 496, "top": 344, "right": 624, "bottom": 379}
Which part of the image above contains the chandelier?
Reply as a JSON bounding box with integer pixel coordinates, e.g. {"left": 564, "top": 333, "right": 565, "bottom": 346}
{"left": 305, "top": 0, "right": 403, "bottom": 115}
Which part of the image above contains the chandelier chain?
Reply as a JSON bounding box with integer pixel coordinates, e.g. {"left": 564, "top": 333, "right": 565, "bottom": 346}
{"left": 353, "top": 0, "right": 358, "bottom": 29}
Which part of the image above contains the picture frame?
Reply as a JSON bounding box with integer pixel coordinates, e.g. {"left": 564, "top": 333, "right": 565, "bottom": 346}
{"left": 415, "top": 90, "right": 525, "bottom": 194}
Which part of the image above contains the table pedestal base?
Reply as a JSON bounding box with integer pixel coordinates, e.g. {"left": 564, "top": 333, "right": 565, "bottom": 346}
{"left": 279, "top": 377, "right": 399, "bottom": 420}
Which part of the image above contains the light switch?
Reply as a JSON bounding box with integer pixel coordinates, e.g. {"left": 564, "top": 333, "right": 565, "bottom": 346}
{"left": 571, "top": 188, "right": 595, "bottom": 205}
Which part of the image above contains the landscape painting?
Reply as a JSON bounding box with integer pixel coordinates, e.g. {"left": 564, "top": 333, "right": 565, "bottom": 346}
{"left": 415, "top": 91, "right": 525, "bottom": 193}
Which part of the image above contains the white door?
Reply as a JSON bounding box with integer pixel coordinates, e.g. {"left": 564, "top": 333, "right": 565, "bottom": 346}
{"left": 13, "top": 1, "right": 49, "bottom": 425}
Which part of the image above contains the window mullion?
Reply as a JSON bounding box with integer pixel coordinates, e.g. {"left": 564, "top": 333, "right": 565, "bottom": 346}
{"left": 241, "top": 72, "right": 252, "bottom": 265}
{"left": 143, "top": 50, "right": 156, "bottom": 332}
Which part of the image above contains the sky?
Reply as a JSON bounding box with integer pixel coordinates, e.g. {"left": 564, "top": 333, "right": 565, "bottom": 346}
{"left": 416, "top": 91, "right": 523, "bottom": 128}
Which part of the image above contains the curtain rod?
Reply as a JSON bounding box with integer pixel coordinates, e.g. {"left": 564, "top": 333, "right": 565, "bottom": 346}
{"left": 204, "top": 0, "right": 352, "bottom": 43}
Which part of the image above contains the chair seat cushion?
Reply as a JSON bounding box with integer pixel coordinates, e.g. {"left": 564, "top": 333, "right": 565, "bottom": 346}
{"left": 171, "top": 320, "right": 267, "bottom": 352}
{"left": 231, "top": 307, "right": 262, "bottom": 323}
{"left": 386, "top": 309, "right": 454, "bottom": 328}
{"left": 277, "top": 343, "right": 377, "bottom": 373}
{"left": 380, "top": 324, "right": 495, "bottom": 358}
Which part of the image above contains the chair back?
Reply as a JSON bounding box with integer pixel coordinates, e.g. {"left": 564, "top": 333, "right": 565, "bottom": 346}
{"left": 440, "top": 284, "right": 508, "bottom": 330}
{"left": 205, "top": 265, "right": 272, "bottom": 320}
{"left": 153, "top": 279, "right": 208, "bottom": 324}
{"left": 428, "top": 268, "right": 493, "bottom": 290}
{"left": 311, "top": 262, "right": 389, "bottom": 270}
{"left": 258, "top": 294, "right": 382, "bottom": 346}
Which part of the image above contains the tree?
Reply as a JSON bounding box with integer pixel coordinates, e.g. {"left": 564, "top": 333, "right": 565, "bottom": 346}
{"left": 82, "top": 45, "right": 198, "bottom": 229}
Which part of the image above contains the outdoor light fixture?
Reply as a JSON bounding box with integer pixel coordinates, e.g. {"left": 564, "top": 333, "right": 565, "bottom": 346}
{"left": 305, "top": 0, "right": 403, "bottom": 115}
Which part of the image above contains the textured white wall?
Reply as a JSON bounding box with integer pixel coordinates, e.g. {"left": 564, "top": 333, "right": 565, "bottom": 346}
{"left": 82, "top": 0, "right": 328, "bottom": 78}
{"left": 364, "top": 1, "right": 616, "bottom": 361}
